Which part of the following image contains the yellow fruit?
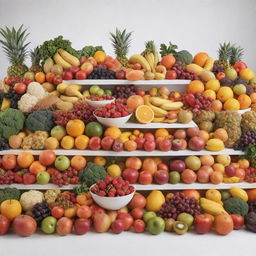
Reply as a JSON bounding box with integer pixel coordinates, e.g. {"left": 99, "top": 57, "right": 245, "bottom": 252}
{"left": 229, "top": 187, "right": 248, "bottom": 202}
{"left": 135, "top": 105, "right": 154, "bottom": 124}
{"left": 44, "top": 137, "right": 59, "bottom": 150}
{"left": 94, "top": 156, "right": 106, "bottom": 166}
{"left": 239, "top": 68, "right": 255, "bottom": 81}
{"left": 223, "top": 98, "right": 240, "bottom": 110}
{"left": 93, "top": 51, "right": 106, "bottom": 63}
{"left": 203, "top": 89, "right": 216, "bottom": 99}
{"left": 155, "top": 128, "right": 169, "bottom": 138}
{"left": 223, "top": 176, "right": 240, "bottom": 183}
{"left": 216, "top": 155, "right": 231, "bottom": 166}
{"left": 61, "top": 136, "right": 75, "bottom": 149}
{"left": 104, "top": 127, "right": 122, "bottom": 139}
{"left": 217, "top": 87, "right": 234, "bottom": 102}
{"left": 205, "top": 189, "right": 222, "bottom": 203}
{"left": 107, "top": 164, "right": 121, "bottom": 177}
{"left": 205, "top": 138, "right": 225, "bottom": 151}
{"left": 18, "top": 132, "right": 26, "bottom": 138}
{"left": 75, "top": 135, "right": 89, "bottom": 150}
{"left": 146, "top": 190, "right": 165, "bottom": 212}
{"left": 186, "top": 64, "right": 204, "bottom": 75}
{"left": 205, "top": 79, "right": 220, "bottom": 92}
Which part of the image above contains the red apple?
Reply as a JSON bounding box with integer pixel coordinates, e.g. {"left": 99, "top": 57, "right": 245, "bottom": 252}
{"left": 101, "top": 136, "right": 114, "bottom": 150}
{"left": 89, "top": 136, "right": 101, "bottom": 150}
{"left": 188, "top": 136, "right": 205, "bottom": 151}
{"left": 174, "top": 129, "right": 186, "bottom": 139}
{"left": 69, "top": 66, "right": 80, "bottom": 74}
{"left": 81, "top": 62, "right": 93, "bottom": 75}
{"left": 231, "top": 214, "right": 244, "bottom": 230}
{"left": 115, "top": 70, "right": 125, "bottom": 79}
{"left": 165, "top": 70, "right": 177, "bottom": 80}
{"left": 144, "top": 133, "right": 155, "bottom": 141}
{"left": 130, "top": 208, "right": 144, "bottom": 220}
{"left": 62, "top": 71, "right": 73, "bottom": 80}
{"left": 125, "top": 157, "right": 142, "bottom": 170}
{"left": 172, "top": 139, "right": 183, "bottom": 151}
{"left": 158, "top": 86, "right": 170, "bottom": 96}
{"left": 158, "top": 163, "right": 169, "bottom": 172}
{"left": 56, "top": 217, "right": 73, "bottom": 236}
{"left": 52, "top": 75, "right": 63, "bottom": 85}
{"left": 122, "top": 168, "right": 139, "bottom": 184}
{"left": 0, "top": 214, "right": 10, "bottom": 235}
{"left": 194, "top": 214, "right": 213, "bottom": 234}
{"left": 46, "top": 72, "right": 55, "bottom": 83}
{"left": 197, "top": 169, "right": 210, "bottom": 183}
{"left": 75, "top": 70, "right": 87, "bottom": 80}
{"left": 93, "top": 212, "right": 111, "bottom": 233}
{"left": 139, "top": 171, "right": 153, "bottom": 185}
{"left": 234, "top": 61, "right": 247, "bottom": 73}
{"left": 169, "top": 160, "right": 185, "bottom": 172}
{"left": 187, "top": 127, "right": 200, "bottom": 137}
{"left": 87, "top": 57, "right": 97, "bottom": 67}
{"left": 154, "top": 170, "right": 169, "bottom": 184}
{"left": 158, "top": 139, "right": 172, "bottom": 152}
{"left": 2, "top": 154, "right": 16, "bottom": 170}
{"left": 13, "top": 215, "right": 37, "bottom": 237}
{"left": 135, "top": 137, "right": 145, "bottom": 149}
{"left": 117, "top": 213, "right": 134, "bottom": 231}
{"left": 13, "top": 83, "right": 27, "bottom": 94}
{"left": 112, "top": 139, "right": 123, "bottom": 152}
{"left": 74, "top": 218, "right": 91, "bottom": 235}
{"left": 133, "top": 219, "right": 145, "bottom": 233}
{"left": 225, "top": 165, "right": 236, "bottom": 177}
{"left": 143, "top": 140, "right": 156, "bottom": 152}
{"left": 111, "top": 219, "right": 125, "bottom": 234}
{"left": 128, "top": 193, "right": 146, "bottom": 209}
{"left": 136, "top": 89, "right": 145, "bottom": 97}
{"left": 181, "top": 169, "right": 197, "bottom": 184}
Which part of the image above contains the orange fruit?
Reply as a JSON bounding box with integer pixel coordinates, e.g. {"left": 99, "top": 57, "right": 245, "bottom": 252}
{"left": 64, "top": 207, "right": 77, "bottom": 218}
{"left": 104, "top": 127, "right": 121, "bottom": 139}
{"left": 223, "top": 98, "right": 240, "bottom": 110}
{"left": 75, "top": 135, "right": 89, "bottom": 150}
{"left": 193, "top": 52, "right": 209, "bottom": 67}
{"left": 250, "top": 93, "right": 256, "bottom": 103}
{"left": 61, "top": 136, "right": 75, "bottom": 149}
{"left": 198, "top": 130, "right": 210, "bottom": 142}
{"left": 247, "top": 189, "right": 256, "bottom": 202}
{"left": 239, "top": 68, "right": 255, "bottom": 81}
{"left": 214, "top": 214, "right": 233, "bottom": 235}
{"left": 93, "top": 156, "right": 106, "bottom": 166}
{"left": 235, "top": 168, "right": 245, "bottom": 180}
{"left": 133, "top": 129, "right": 140, "bottom": 136}
{"left": 127, "top": 95, "right": 144, "bottom": 111}
{"left": 238, "top": 159, "right": 250, "bottom": 169}
{"left": 124, "top": 140, "right": 137, "bottom": 151}
{"left": 142, "top": 158, "right": 157, "bottom": 175}
{"left": 29, "top": 161, "right": 46, "bottom": 174}
{"left": 93, "top": 51, "right": 106, "bottom": 63}
{"left": 238, "top": 94, "right": 252, "bottom": 109}
{"left": 35, "top": 72, "right": 46, "bottom": 83}
{"left": 66, "top": 119, "right": 85, "bottom": 137}
{"left": 210, "top": 171, "right": 223, "bottom": 184}
{"left": 17, "top": 152, "right": 34, "bottom": 168}
{"left": 203, "top": 89, "right": 216, "bottom": 99}
{"left": 45, "top": 137, "right": 59, "bottom": 150}
{"left": 76, "top": 194, "right": 88, "bottom": 205}
{"left": 213, "top": 163, "right": 225, "bottom": 173}
{"left": 200, "top": 155, "right": 215, "bottom": 166}
{"left": 155, "top": 128, "right": 169, "bottom": 138}
{"left": 1, "top": 199, "right": 22, "bottom": 220}
{"left": 71, "top": 155, "right": 87, "bottom": 171}
{"left": 205, "top": 79, "right": 220, "bottom": 92}
{"left": 187, "top": 80, "right": 205, "bottom": 94}
{"left": 135, "top": 105, "right": 154, "bottom": 124}
{"left": 214, "top": 128, "right": 228, "bottom": 142}
{"left": 217, "top": 87, "right": 234, "bottom": 102}
{"left": 212, "top": 100, "right": 223, "bottom": 112}
{"left": 152, "top": 157, "right": 162, "bottom": 165}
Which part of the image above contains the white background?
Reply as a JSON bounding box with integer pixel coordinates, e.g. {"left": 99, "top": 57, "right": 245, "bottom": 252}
{"left": 0, "top": 0, "right": 256, "bottom": 78}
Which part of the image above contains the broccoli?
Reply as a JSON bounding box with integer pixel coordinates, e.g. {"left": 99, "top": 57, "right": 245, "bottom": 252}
{"left": 0, "top": 108, "right": 25, "bottom": 139}
{"left": 78, "top": 162, "right": 107, "bottom": 187}
{"left": 0, "top": 188, "right": 21, "bottom": 203}
{"left": 25, "top": 109, "right": 54, "bottom": 132}
{"left": 223, "top": 197, "right": 249, "bottom": 216}
{"left": 80, "top": 46, "right": 104, "bottom": 58}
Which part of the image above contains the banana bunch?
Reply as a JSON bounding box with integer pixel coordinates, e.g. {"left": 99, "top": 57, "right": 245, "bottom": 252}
{"left": 199, "top": 198, "right": 228, "bottom": 216}
{"left": 53, "top": 49, "right": 80, "bottom": 69}
{"left": 229, "top": 187, "right": 248, "bottom": 202}
{"left": 57, "top": 83, "right": 83, "bottom": 103}
{"left": 119, "top": 132, "right": 132, "bottom": 143}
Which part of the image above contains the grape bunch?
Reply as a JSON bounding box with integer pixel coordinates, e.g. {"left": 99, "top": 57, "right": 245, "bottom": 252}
{"left": 31, "top": 202, "right": 51, "bottom": 224}
{"left": 245, "top": 167, "right": 256, "bottom": 183}
{"left": 157, "top": 192, "right": 202, "bottom": 220}
{"left": 234, "top": 131, "right": 256, "bottom": 150}
{"left": 0, "top": 170, "right": 15, "bottom": 184}
{"left": 4, "top": 89, "right": 22, "bottom": 108}
{"left": 48, "top": 167, "right": 79, "bottom": 187}
{"left": 248, "top": 202, "right": 256, "bottom": 213}
{"left": 53, "top": 192, "right": 77, "bottom": 209}
{"left": 171, "top": 61, "right": 199, "bottom": 80}
{"left": 0, "top": 138, "right": 10, "bottom": 151}
{"left": 88, "top": 68, "right": 115, "bottom": 79}
{"left": 113, "top": 85, "right": 137, "bottom": 99}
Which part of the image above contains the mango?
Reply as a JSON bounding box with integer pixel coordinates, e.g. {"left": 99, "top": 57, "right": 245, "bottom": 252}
{"left": 146, "top": 190, "right": 165, "bottom": 212}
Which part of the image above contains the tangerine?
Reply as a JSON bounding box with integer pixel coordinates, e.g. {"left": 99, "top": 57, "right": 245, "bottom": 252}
{"left": 66, "top": 119, "right": 85, "bottom": 137}
{"left": 187, "top": 80, "right": 205, "bottom": 94}
{"left": 93, "top": 156, "right": 106, "bottom": 166}
{"left": 75, "top": 135, "right": 89, "bottom": 150}
{"left": 17, "top": 152, "right": 34, "bottom": 168}
{"left": 127, "top": 95, "right": 144, "bottom": 111}
{"left": 124, "top": 140, "right": 137, "bottom": 151}
{"left": 135, "top": 105, "right": 154, "bottom": 124}
{"left": 155, "top": 128, "right": 169, "bottom": 138}
{"left": 93, "top": 51, "right": 106, "bottom": 63}
{"left": 35, "top": 72, "right": 46, "bottom": 83}
{"left": 217, "top": 87, "right": 234, "bottom": 102}
{"left": 238, "top": 94, "right": 252, "bottom": 109}
{"left": 104, "top": 126, "right": 121, "bottom": 139}
{"left": 193, "top": 52, "right": 209, "bottom": 67}
{"left": 0, "top": 199, "right": 22, "bottom": 220}
{"left": 61, "top": 136, "right": 75, "bottom": 149}
{"left": 223, "top": 98, "right": 240, "bottom": 110}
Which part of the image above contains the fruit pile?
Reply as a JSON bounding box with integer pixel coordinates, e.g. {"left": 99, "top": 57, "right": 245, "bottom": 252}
{"left": 86, "top": 95, "right": 114, "bottom": 101}
{"left": 94, "top": 102, "right": 131, "bottom": 118}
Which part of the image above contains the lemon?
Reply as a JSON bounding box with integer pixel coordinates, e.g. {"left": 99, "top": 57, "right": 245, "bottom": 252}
{"left": 107, "top": 164, "right": 121, "bottom": 177}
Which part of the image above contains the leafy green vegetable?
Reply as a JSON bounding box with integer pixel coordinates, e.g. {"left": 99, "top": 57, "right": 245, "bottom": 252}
{"left": 0, "top": 188, "right": 21, "bottom": 203}
{"left": 223, "top": 197, "right": 249, "bottom": 216}
{"left": 80, "top": 46, "right": 104, "bottom": 58}
{"left": 78, "top": 162, "right": 107, "bottom": 187}
{"left": 25, "top": 109, "right": 54, "bottom": 132}
{"left": 73, "top": 184, "right": 89, "bottom": 195}
{"left": 0, "top": 108, "right": 25, "bottom": 139}
{"left": 244, "top": 144, "right": 256, "bottom": 167}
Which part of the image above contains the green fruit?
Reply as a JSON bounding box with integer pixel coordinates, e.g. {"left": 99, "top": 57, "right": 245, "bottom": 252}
{"left": 41, "top": 216, "right": 57, "bottom": 234}
{"left": 173, "top": 221, "right": 188, "bottom": 235}
{"left": 96, "top": 89, "right": 104, "bottom": 96}
{"left": 50, "top": 125, "right": 66, "bottom": 141}
{"left": 36, "top": 171, "right": 50, "bottom": 184}
{"left": 85, "top": 122, "right": 103, "bottom": 137}
{"left": 177, "top": 213, "right": 194, "bottom": 228}
{"left": 169, "top": 171, "right": 181, "bottom": 184}
{"left": 185, "top": 156, "right": 201, "bottom": 171}
{"left": 225, "top": 67, "right": 237, "bottom": 80}
{"left": 89, "top": 85, "right": 100, "bottom": 95}
{"left": 104, "top": 89, "right": 112, "bottom": 96}
{"left": 143, "top": 211, "right": 157, "bottom": 223}
{"left": 221, "top": 191, "right": 231, "bottom": 201}
{"left": 233, "top": 84, "right": 246, "bottom": 95}
{"left": 146, "top": 216, "right": 165, "bottom": 235}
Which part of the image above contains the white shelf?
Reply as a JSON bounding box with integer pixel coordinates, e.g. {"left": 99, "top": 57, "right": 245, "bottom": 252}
{"left": 0, "top": 182, "right": 255, "bottom": 191}
{"left": 0, "top": 148, "right": 244, "bottom": 156}
{"left": 119, "top": 120, "right": 197, "bottom": 129}
{"left": 63, "top": 79, "right": 191, "bottom": 85}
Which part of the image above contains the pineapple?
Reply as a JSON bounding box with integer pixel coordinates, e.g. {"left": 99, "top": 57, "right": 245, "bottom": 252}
{"left": 0, "top": 25, "right": 30, "bottom": 77}
{"left": 110, "top": 28, "right": 132, "bottom": 66}
{"left": 29, "top": 47, "right": 42, "bottom": 73}
{"left": 230, "top": 45, "right": 244, "bottom": 65}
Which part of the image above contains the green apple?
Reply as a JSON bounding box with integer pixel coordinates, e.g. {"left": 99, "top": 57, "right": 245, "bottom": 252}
{"left": 37, "top": 171, "right": 50, "bottom": 184}
{"left": 23, "top": 71, "right": 35, "bottom": 81}
{"left": 89, "top": 85, "right": 100, "bottom": 95}
{"left": 41, "top": 216, "right": 57, "bottom": 234}
{"left": 169, "top": 171, "right": 180, "bottom": 184}
{"left": 104, "top": 89, "right": 112, "bottom": 96}
{"left": 233, "top": 84, "right": 246, "bottom": 95}
{"left": 96, "top": 89, "right": 104, "bottom": 96}
{"left": 54, "top": 156, "right": 70, "bottom": 171}
{"left": 147, "top": 216, "right": 165, "bottom": 235}
{"left": 225, "top": 67, "right": 237, "bottom": 80}
{"left": 143, "top": 211, "right": 157, "bottom": 223}
{"left": 83, "top": 90, "right": 90, "bottom": 97}
{"left": 177, "top": 213, "right": 194, "bottom": 228}
{"left": 50, "top": 125, "right": 66, "bottom": 141}
{"left": 221, "top": 191, "right": 231, "bottom": 201}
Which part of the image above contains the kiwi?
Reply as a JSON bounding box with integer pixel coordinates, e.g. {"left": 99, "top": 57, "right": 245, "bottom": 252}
{"left": 173, "top": 221, "right": 188, "bottom": 235}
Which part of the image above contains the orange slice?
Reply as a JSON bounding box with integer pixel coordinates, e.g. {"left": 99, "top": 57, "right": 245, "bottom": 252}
{"left": 135, "top": 105, "right": 154, "bottom": 124}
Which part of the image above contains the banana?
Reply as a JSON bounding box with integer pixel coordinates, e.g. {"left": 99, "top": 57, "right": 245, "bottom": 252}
{"left": 161, "top": 101, "right": 183, "bottom": 111}
{"left": 68, "top": 84, "right": 83, "bottom": 91}
{"left": 229, "top": 187, "right": 248, "bottom": 202}
{"left": 154, "top": 72, "right": 165, "bottom": 80}
{"left": 58, "top": 49, "right": 80, "bottom": 67}
{"left": 60, "top": 95, "right": 79, "bottom": 103}
{"left": 204, "top": 57, "right": 214, "bottom": 71}
{"left": 145, "top": 53, "right": 155, "bottom": 72}
{"left": 150, "top": 97, "right": 172, "bottom": 107}
{"left": 65, "top": 87, "right": 83, "bottom": 98}
{"left": 120, "top": 132, "right": 132, "bottom": 143}
{"left": 163, "top": 118, "right": 177, "bottom": 123}
{"left": 143, "top": 95, "right": 167, "bottom": 117}
{"left": 152, "top": 117, "right": 165, "bottom": 123}
{"left": 53, "top": 52, "right": 72, "bottom": 69}
{"left": 57, "top": 83, "right": 69, "bottom": 93}
{"left": 223, "top": 176, "right": 240, "bottom": 183}
{"left": 48, "top": 90, "right": 60, "bottom": 97}
{"left": 1, "top": 98, "right": 11, "bottom": 110}
{"left": 199, "top": 198, "right": 228, "bottom": 216}
{"left": 153, "top": 49, "right": 158, "bottom": 68}
{"left": 129, "top": 54, "right": 151, "bottom": 72}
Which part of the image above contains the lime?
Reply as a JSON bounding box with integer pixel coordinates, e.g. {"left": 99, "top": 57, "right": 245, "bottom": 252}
{"left": 104, "top": 89, "right": 112, "bottom": 96}
{"left": 89, "top": 85, "right": 100, "bottom": 95}
{"left": 85, "top": 122, "right": 103, "bottom": 137}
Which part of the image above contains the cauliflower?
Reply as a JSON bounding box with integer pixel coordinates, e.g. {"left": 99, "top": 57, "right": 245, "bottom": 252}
{"left": 18, "top": 93, "right": 38, "bottom": 113}
{"left": 20, "top": 190, "right": 44, "bottom": 211}
{"left": 27, "top": 82, "right": 48, "bottom": 100}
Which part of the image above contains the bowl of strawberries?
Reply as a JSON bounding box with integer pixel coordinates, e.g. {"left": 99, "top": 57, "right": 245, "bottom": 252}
{"left": 90, "top": 176, "right": 135, "bottom": 210}
{"left": 94, "top": 101, "right": 132, "bottom": 127}
{"left": 85, "top": 95, "right": 115, "bottom": 108}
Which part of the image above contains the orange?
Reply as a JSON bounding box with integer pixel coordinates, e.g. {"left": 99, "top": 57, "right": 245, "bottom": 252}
{"left": 205, "top": 79, "right": 220, "bottom": 92}
{"left": 214, "top": 128, "right": 228, "bottom": 142}
{"left": 212, "top": 100, "right": 223, "bottom": 112}
{"left": 44, "top": 137, "right": 59, "bottom": 150}
{"left": 193, "top": 52, "right": 209, "bottom": 67}
{"left": 152, "top": 157, "right": 162, "bottom": 165}
{"left": 61, "top": 136, "right": 75, "bottom": 149}
{"left": 238, "top": 159, "right": 250, "bottom": 169}
{"left": 187, "top": 80, "right": 205, "bottom": 94}
{"left": 155, "top": 128, "right": 169, "bottom": 138}
{"left": 213, "top": 163, "right": 225, "bottom": 174}
{"left": 127, "top": 95, "right": 144, "bottom": 111}
{"left": 124, "top": 140, "right": 137, "bottom": 151}
{"left": 1, "top": 199, "right": 22, "bottom": 220}
{"left": 247, "top": 189, "right": 256, "bottom": 202}
{"left": 66, "top": 119, "right": 85, "bottom": 137}
{"left": 238, "top": 94, "right": 252, "bottom": 109}
{"left": 29, "top": 161, "right": 46, "bottom": 174}
{"left": 104, "top": 127, "right": 121, "bottom": 139}
{"left": 35, "top": 72, "right": 46, "bottom": 83}
{"left": 203, "top": 89, "right": 216, "bottom": 99}
{"left": 17, "top": 152, "right": 34, "bottom": 168}
{"left": 135, "top": 105, "right": 154, "bottom": 124}
{"left": 230, "top": 162, "right": 239, "bottom": 169}
{"left": 214, "top": 214, "right": 233, "bottom": 235}
{"left": 64, "top": 207, "right": 77, "bottom": 218}
{"left": 76, "top": 194, "right": 88, "bottom": 205}
{"left": 71, "top": 155, "right": 87, "bottom": 171}
{"left": 94, "top": 156, "right": 106, "bottom": 166}
{"left": 239, "top": 68, "right": 255, "bottom": 81}
{"left": 93, "top": 51, "right": 106, "bottom": 63}
{"left": 75, "top": 135, "right": 89, "bottom": 150}
{"left": 223, "top": 98, "right": 240, "bottom": 110}
{"left": 250, "top": 93, "right": 256, "bottom": 103}
{"left": 210, "top": 171, "right": 223, "bottom": 184}
{"left": 217, "top": 87, "right": 234, "bottom": 102}
{"left": 200, "top": 155, "right": 215, "bottom": 166}
{"left": 142, "top": 158, "right": 157, "bottom": 175}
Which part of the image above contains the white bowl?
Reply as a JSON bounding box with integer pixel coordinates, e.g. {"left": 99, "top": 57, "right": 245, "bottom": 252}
{"left": 94, "top": 113, "right": 132, "bottom": 127}
{"left": 89, "top": 187, "right": 135, "bottom": 210}
{"left": 237, "top": 108, "right": 251, "bottom": 115}
{"left": 85, "top": 98, "right": 115, "bottom": 108}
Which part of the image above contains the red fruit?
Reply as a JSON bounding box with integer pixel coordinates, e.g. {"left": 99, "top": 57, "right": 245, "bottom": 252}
{"left": 144, "top": 133, "right": 154, "bottom": 141}
{"left": 187, "top": 127, "right": 200, "bottom": 137}
{"left": 130, "top": 208, "right": 144, "bottom": 220}
{"left": 112, "top": 139, "right": 123, "bottom": 152}
{"left": 143, "top": 140, "right": 156, "bottom": 152}
{"left": 39, "top": 150, "right": 56, "bottom": 166}
{"left": 234, "top": 61, "right": 247, "bottom": 73}
{"left": 101, "top": 136, "right": 114, "bottom": 150}
{"left": 122, "top": 168, "right": 139, "bottom": 184}
{"left": 89, "top": 136, "right": 101, "bottom": 150}
{"left": 23, "top": 173, "right": 36, "bottom": 185}
{"left": 117, "top": 213, "right": 134, "bottom": 231}
{"left": 138, "top": 171, "right": 153, "bottom": 185}
{"left": 188, "top": 136, "right": 205, "bottom": 151}
{"left": 136, "top": 89, "right": 145, "bottom": 97}
{"left": 115, "top": 70, "right": 125, "bottom": 80}
{"left": 133, "top": 219, "right": 145, "bottom": 233}
{"left": 158, "top": 139, "right": 172, "bottom": 152}
{"left": 51, "top": 207, "right": 64, "bottom": 219}
{"left": 231, "top": 214, "right": 244, "bottom": 230}
{"left": 56, "top": 217, "right": 73, "bottom": 236}
{"left": 62, "top": 71, "right": 73, "bottom": 80}
{"left": 165, "top": 70, "right": 177, "bottom": 80}
{"left": 194, "top": 214, "right": 213, "bottom": 234}
{"left": 154, "top": 170, "right": 169, "bottom": 184}
{"left": 111, "top": 219, "right": 125, "bottom": 234}
{"left": 129, "top": 193, "right": 146, "bottom": 209}
{"left": 172, "top": 139, "right": 183, "bottom": 151}
{"left": 46, "top": 72, "right": 55, "bottom": 83}
{"left": 225, "top": 165, "right": 236, "bottom": 177}
{"left": 135, "top": 137, "right": 145, "bottom": 149}
{"left": 13, "top": 83, "right": 27, "bottom": 94}
{"left": 169, "top": 160, "right": 186, "bottom": 172}
{"left": 13, "top": 215, "right": 37, "bottom": 237}
{"left": 2, "top": 154, "right": 16, "bottom": 170}
{"left": 184, "top": 94, "right": 196, "bottom": 106}
{"left": 157, "top": 163, "right": 169, "bottom": 172}
{"left": 69, "top": 66, "right": 80, "bottom": 74}
{"left": 174, "top": 129, "right": 187, "bottom": 139}
{"left": 52, "top": 75, "right": 63, "bottom": 85}
{"left": 75, "top": 70, "right": 87, "bottom": 80}
{"left": 0, "top": 214, "right": 10, "bottom": 235}
{"left": 181, "top": 169, "right": 197, "bottom": 184}
{"left": 74, "top": 218, "right": 91, "bottom": 235}
{"left": 216, "top": 72, "right": 225, "bottom": 80}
